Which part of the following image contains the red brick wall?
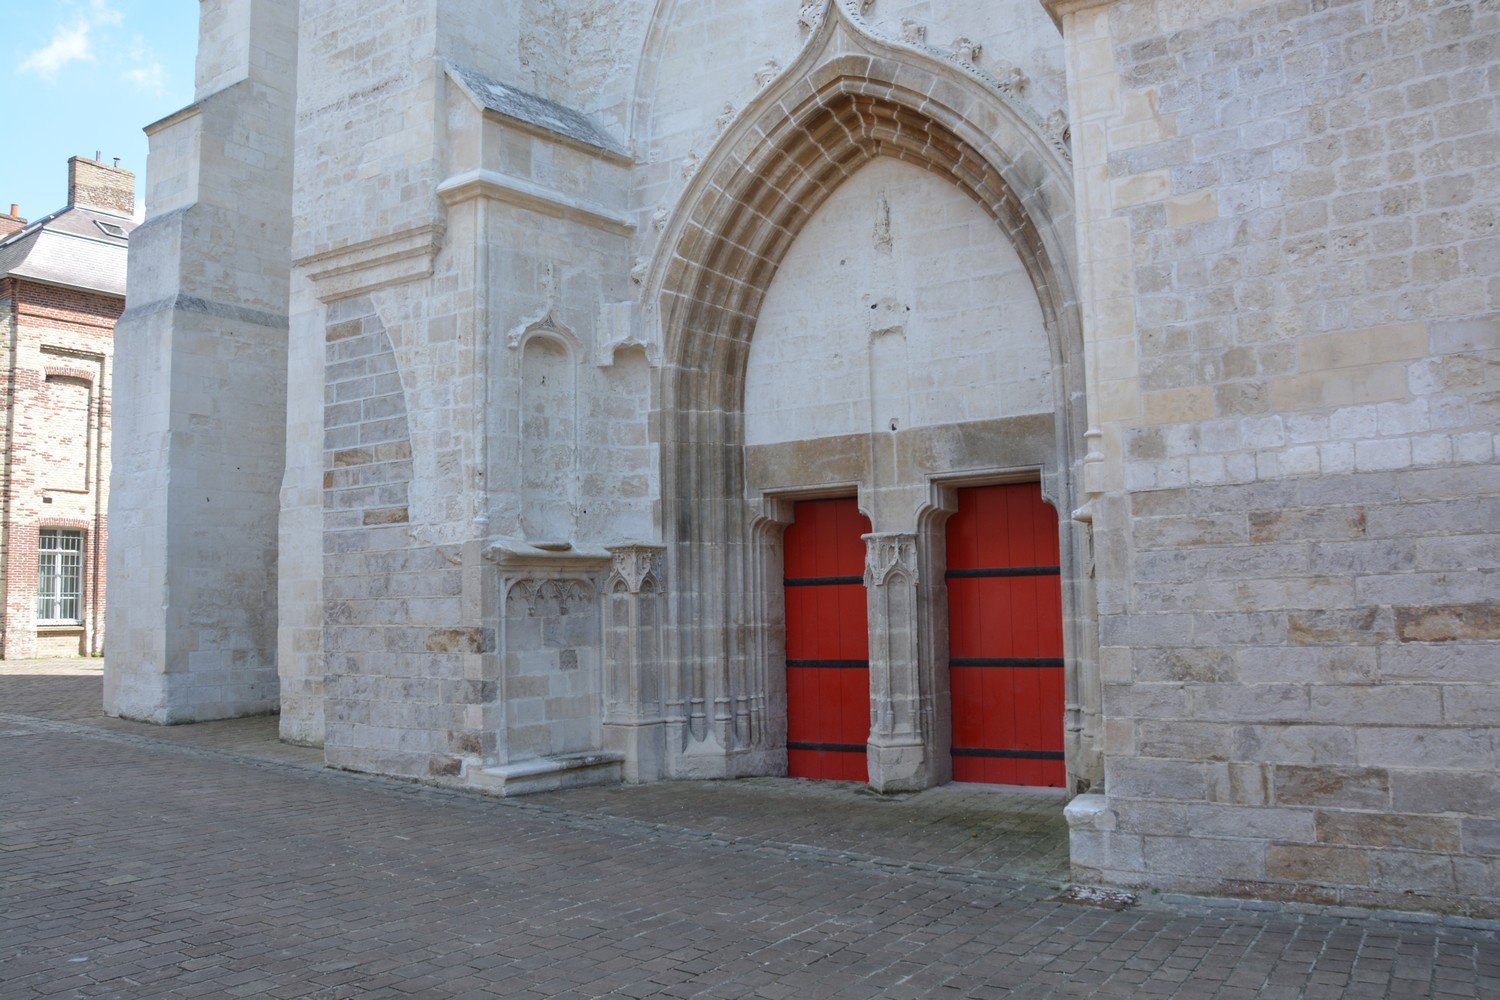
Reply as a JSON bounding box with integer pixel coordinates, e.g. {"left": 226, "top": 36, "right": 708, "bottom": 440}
{"left": 0, "top": 210, "right": 25, "bottom": 239}
{"left": 67, "top": 158, "right": 135, "bottom": 218}
{"left": 0, "top": 277, "right": 116, "bottom": 658}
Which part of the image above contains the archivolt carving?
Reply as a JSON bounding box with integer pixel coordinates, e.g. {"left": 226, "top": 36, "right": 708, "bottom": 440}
{"left": 818, "top": 0, "right": 1066, "bottom": 160}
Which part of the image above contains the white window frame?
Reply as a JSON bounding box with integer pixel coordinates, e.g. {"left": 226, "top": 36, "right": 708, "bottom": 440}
{"left": 37, "top": 528, "right": 84, "bottom": 625}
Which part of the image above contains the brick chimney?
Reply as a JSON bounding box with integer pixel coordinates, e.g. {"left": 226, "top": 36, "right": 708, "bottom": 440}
{"left": 67, "top": 156, "right": 135, "bottom": 218}
{"left": 0, "top": 204, "right": 24, "bottom": 239}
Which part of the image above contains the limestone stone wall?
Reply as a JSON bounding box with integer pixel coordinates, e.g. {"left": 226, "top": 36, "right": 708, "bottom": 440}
{"left": 105, "top": 0, "right": 296, "bottom": 722}
{"left": 746, "top": 156, "right": 1053, "bottom": 449}
{"left": 1056, "top": 0, "right": 1500, "bottom": 914}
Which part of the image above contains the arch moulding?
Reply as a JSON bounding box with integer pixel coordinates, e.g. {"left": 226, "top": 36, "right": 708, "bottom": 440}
{"left": 649, "top": 5, "right": 1098, "bottom": 789}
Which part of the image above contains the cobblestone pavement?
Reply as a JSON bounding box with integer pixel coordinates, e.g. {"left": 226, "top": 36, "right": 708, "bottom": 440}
{"left": 3, "top": 661, "right": 1497, "bottom": 998}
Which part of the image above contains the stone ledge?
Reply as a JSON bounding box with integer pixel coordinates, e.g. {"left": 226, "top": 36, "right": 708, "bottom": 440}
{"left": 466, "top": 751, "right": 625, "bottom": 797}
{"left": 436, "top": 169, "right": 635, "bottom": 236}
{"left": 294, "top": 224, "right": 445, "bottom": 302}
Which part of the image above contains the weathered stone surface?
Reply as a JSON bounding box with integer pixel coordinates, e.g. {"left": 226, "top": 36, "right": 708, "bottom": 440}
{"left": 1395, "top": 603, "right": 1500, "bottom": 642}
{"left": 1265, "top": 844, "right": 1370, "bottom": 886}
{"left": 1273, "top": 766, "right": 1390, "bottom": 811}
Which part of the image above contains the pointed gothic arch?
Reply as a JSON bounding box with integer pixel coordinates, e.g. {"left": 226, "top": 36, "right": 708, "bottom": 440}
{"left": 651, "top": 18, "right": 1095, "bottom": 787}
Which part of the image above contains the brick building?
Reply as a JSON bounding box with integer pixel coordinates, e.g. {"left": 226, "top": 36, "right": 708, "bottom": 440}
{"left": 109, "top": 1, "right": 1498, "bottom": 915}
{"left": 0, "top": 158, "right": 133, "bottom": 658}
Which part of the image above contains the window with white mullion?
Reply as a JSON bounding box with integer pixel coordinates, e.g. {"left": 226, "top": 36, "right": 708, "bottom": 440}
{"left": 37, "top": 529, "right": 84, "bottom": 624}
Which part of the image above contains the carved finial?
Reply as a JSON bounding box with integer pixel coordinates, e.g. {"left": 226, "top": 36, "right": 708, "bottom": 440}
{"left": 651, "top": 206, "right": 669, "bottom": 231}
{"left": 1045, "top": 108, "right": 1071, "bottom": 149}
{"left": 755, "top": 58, "right": 780, "bottom": 89}
{"left": 952, "top": 36, "right": 982, "bottom": 64}
{"left": 680, "top": 152, "right": 700, "bottom": 180}
{"left": 899, "top": 19, "right": 926, "bottom": 45}
{"left": 994, "top": 60, "right": 1030, "bottom": 95}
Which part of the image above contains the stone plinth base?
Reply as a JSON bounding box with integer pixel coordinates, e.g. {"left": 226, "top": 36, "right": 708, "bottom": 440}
{"left": 466, "top": 751, "right": 624, "bottom": 796}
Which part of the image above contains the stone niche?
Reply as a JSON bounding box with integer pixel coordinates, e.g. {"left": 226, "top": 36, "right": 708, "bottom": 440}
{"left": 462, "top": 540, "right": 664, "bottom": 795}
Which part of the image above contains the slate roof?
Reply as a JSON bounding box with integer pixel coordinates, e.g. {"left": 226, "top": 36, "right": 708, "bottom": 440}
{"left": 448, "top": 64, "right": 625, "bottom": 156}
{"left": 0, "top": 205, "right": 135, "bottom": 297}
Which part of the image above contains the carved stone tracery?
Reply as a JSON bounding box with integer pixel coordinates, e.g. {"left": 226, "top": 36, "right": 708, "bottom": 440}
{"left": 865, "top": 532, "right": 917, "bottom": 588}
{"left": 504, "top": 577, "right": 594, "bottom": 615}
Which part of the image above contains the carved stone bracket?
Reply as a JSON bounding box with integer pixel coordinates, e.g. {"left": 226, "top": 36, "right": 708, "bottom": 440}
{"left": 594, "top": 300, "right": 662, "bottom": 368}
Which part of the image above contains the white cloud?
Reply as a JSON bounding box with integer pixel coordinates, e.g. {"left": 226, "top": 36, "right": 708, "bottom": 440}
{"left": 89, "top": 0, "right": 125, "bottom": 27}
{"left": 18, "top": 2, "right": 131, "bottom": 83}
{"left": 126, "top": 61, "right": 165, "bottom": 94}
{"left": 125, "top": 37, "right": 166, "bottom": 96}
{"left": 18, "top": 21, "right": 95, "bottom": 81}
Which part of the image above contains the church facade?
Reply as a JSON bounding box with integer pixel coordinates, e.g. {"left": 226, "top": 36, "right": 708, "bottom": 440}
{"left": 107, "top": 0, "right": 1499, "bottom": 916}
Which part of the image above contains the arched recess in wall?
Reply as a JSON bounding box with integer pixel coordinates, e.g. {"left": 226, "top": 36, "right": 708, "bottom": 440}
{"left": 652, "top": 16, "right": 1091, "bottom": 778}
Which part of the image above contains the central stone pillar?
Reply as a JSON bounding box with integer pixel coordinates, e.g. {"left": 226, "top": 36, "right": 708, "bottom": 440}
{"left": 602, "top": 544, "right": 668, "bottom": 782}
{"left": 864, "top": 532, "right": 931, "bottom": 791}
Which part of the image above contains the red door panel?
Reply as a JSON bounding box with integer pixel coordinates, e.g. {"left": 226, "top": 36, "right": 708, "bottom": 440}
{"left": 947, "top": 483, "right": 1065, "bottom": 787}
{"left": 784, "top": 497, "right": 870, "bottom": 781}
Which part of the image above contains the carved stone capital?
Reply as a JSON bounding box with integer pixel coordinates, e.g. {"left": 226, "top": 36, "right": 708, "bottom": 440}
{"left": 864, "top": 532, "right": 918, "bottom": 587}
{"left": 606, "top": 544, "right": 665, "bottom": 593}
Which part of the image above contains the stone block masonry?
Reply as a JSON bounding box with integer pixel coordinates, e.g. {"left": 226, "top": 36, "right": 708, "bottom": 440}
{"left": 104, "top": 0, "right": 295, "bottom": 722}
{"left": 1057, "top": 0, "right": 1500, "bottom": 915}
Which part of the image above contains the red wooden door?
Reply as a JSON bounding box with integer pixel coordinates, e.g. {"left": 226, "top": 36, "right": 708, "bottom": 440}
{"left": 946, "top": 483, "right": 1065, "bottom": 786}
{"left": 784, "top": 497, "right": 871, "bottom": 781}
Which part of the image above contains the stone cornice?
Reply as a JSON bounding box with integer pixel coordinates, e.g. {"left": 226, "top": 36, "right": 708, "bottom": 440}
{"left": 1040, "top": 0, "right": 1116, "bottom": 32}
{"left": 435, "top": 169, "right": 635, "bottom": 237}
{"left": 293, "top": 224, "right": 445, "bottom": 302}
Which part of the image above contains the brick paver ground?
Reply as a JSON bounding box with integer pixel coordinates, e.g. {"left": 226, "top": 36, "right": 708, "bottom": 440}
{"left": 2, "top": 660, "right": 1496, "bottom": 998}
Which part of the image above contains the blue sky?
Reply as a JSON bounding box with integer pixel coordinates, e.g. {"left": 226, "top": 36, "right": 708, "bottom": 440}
{"left": 4, "top": 0, "right": 198, "bottom": 222}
